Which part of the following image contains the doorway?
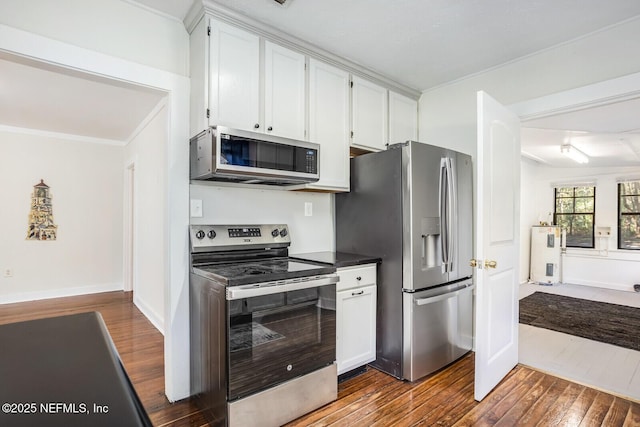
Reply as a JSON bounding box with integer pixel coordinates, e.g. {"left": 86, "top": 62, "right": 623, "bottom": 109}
{"left": 1, "top": 24, "right": 192, "bottom": 402}
{"left": 511, "top": 72, "right": 640, "bottom": 401}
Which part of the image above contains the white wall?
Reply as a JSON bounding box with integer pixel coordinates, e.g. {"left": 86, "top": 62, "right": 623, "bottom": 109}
{"left": 0, "top": 0, "right": 189, "bottom": 76}
{"left": 0, "top": 129, "right": 124, "bottom": 302}
{"left": 190, "top": 184, "right": 335, "bottom": 253}
{"left": 523, "top": 164, "right": 640, "bottom": 292}
{"left": 124, "top": 103, "right": 168, "bottom": 332}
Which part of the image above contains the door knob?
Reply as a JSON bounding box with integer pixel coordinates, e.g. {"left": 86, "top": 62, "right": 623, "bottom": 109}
{"left": 484, "top": 260, "right": 497, "bottom": 269}
{"left": 469, "top": 259, "right": 478, "bottom": 268}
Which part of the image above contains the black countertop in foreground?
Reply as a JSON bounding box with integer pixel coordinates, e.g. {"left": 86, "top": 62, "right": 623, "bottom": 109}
{"left": 0, "top": 312, "right": 152, "bottom": 427}
{"left": 290, "top": 251, "right": 381, "bottom": 268}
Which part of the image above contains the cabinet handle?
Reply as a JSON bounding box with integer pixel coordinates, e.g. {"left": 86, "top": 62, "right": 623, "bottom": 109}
{"left": 352, "top": 290, "right": 364, "bottom": 296}
{"left": 356, "top": 276, "right": 362, "bottom": 281}
{"left": 254, "top": 123, "right": 260, "bottom": 129}
{"left": 267, "top": 126, "right": 273, "bottom": 131}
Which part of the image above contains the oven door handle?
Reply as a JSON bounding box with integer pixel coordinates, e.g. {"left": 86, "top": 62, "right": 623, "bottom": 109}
{"left": 226, "top": 274, "right": 339, "bottom": 300}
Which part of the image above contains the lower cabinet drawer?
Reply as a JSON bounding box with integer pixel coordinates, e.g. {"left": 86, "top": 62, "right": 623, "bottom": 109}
{"left": 336, "top": 264, "right": 376, "bottom": 292}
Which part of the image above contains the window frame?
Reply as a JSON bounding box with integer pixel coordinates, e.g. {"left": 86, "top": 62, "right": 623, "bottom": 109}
{"left": 553, "top": 186, "right": 596, "bottom": 249}
{"left": 618, "top": 181, "right": 640, "bottom": 250}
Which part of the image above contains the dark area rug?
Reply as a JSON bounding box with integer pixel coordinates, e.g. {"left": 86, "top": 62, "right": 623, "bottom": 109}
{"left": 519, "top": 291, "right": 640, "bottom": 352}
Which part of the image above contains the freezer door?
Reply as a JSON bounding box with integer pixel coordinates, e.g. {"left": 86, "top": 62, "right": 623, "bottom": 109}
{"left": 404, "top": 142, "right": 449, "bottom": 290}
{"left": 402, "top": 279, "right": 474, "bottom": 381}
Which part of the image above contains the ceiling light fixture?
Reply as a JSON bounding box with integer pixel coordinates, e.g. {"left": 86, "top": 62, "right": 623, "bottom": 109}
{"left": 560, "top": 143, "right": 589, "bottom": 164}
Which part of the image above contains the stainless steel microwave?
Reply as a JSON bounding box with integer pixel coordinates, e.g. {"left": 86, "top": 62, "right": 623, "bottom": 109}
{"left": 189, "top": 126, "right": 320, "bottom": 186}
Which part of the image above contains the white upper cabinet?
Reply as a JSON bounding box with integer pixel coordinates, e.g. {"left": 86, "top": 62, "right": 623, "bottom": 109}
{"left": 264, "top": 41, "right": 306, "bottom": 140}
{"left": 208, "top": 19, "right": 260, "bottom": 132}
{"left": 206, "top": 19, "right": 306, "bottom": 138}
{"left": 388, "top": 91, "right": 418, "bottom": 145}
{"left": 307, "top": 59, "right": 350, "bottom": 191}
{"left": 351, "top": 76, "right": 388, "bottom": 152}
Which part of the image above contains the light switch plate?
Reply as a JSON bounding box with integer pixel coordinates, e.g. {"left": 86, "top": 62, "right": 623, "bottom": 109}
{"left": 190, "top": 199, "right": 203, "bottom": 218}
{"left": 304, "top": 202, "right": 312, "bottom": 217}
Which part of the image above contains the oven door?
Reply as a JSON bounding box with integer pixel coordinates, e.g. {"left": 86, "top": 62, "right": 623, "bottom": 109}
{"left": 226, "top": 278, "right": 336, "bottom": 401}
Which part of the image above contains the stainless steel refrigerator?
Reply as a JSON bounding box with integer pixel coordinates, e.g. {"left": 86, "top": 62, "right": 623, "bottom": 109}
{"left": 336, "top": 141, "right": 474, "bottom": 381}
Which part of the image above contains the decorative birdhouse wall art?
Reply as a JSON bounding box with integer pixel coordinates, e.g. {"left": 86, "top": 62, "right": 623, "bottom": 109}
{"left": 26, "top": 179, "right": 58, "bottom": 241}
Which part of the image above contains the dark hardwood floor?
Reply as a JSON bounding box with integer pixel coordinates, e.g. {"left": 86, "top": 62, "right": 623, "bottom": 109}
{"left": 1, "top": 291, "right": 639, "bottom": 426}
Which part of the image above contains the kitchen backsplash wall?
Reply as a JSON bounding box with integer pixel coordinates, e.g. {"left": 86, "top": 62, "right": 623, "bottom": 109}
{"left": 190, "top": 184, "right": 335, "bottom": 254}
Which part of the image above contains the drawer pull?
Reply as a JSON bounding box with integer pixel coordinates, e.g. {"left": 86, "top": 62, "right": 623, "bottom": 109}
{"left": 352, "top": 290, "right": 364, "bottom": 296}
{"left": 356, "top": 276, "right": 362, "bottom": 281}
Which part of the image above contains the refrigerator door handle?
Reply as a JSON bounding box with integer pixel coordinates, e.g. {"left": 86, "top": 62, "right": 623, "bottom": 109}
{"left": 415, "top": 291, "right": 456, "bottom": 306}
{"left": 414, "top": 283, "right": 473, "bottom": 306}
{"left": 439, "top": 159, "right": 449, "bottom": 271}
{"left": 446, "top": 157, "right": 457, "bottom": 273}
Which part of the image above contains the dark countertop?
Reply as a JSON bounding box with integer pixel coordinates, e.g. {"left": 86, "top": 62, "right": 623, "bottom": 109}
{"left": 290, "top": 251, "right": 381, "bottom": 268}
{"left": 0, "top": 312, "right": 152, "bottom": 427}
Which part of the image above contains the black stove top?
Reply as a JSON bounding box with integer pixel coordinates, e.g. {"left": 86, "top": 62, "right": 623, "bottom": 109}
{"left": 194, "top": 257, "right": 336, "bottom": 287}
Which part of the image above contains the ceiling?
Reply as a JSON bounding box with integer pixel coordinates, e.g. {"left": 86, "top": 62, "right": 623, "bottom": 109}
{"left": 521, "top": 99, "right": 640, "bottom": 167}
{"left": 0, "top": 55, "right": 165, "bottom": 143}
{"left": 2, "top": 0, "right": 640, "bottom": 165}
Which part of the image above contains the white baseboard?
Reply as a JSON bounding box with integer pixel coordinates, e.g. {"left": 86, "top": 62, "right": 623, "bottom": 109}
{"left": 561, "top": 279, "right": 632, "bottom": 293}
{"left": 0, "top": 282, "right": 123, "bottom": 305}
{"left": 133, "top": 295, "right": 165, "bottom": 336}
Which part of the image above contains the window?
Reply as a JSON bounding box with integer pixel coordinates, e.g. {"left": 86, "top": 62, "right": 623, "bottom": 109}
{"left": 618, "top": 181, "right": 640, "bottom": 250}
{"left": 554, "top": 186, "right": 595, "bottom": 248}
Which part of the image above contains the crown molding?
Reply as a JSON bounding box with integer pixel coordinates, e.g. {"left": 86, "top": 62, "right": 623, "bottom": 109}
{"left": 0, "top": 124, "right": 126, "bottom": 146}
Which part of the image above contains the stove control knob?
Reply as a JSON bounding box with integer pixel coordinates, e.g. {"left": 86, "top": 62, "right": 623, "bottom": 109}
{"left": 271, "top": 229, "right": 279, "bottom": 237}
{"left": 195, "top": 230, "right": 205, "bottom": 240}
{"left": 207, "top": 230, "right": 216, "bottom": 239}
{"left": 279, "top": 228, "right": 288, "bottom": 238}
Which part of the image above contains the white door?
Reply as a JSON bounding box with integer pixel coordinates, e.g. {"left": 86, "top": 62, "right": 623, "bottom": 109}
{"left": 474, "top": 91, "right": 521, "bottom": 401}
{"left": 307, "top": 58, "right": 350, "bottom": 191}
{"left": 388, "top": 90, "right": 418, "bottom": 145}
{"left": 264, "top": 41, "right": 306, "bottom": 140}
{"left": 209, "top": 19, "right": 260, "bottom": 132}
{"left": 351, "top": 76, "right": 388, "bottom": 151}
{"left": 336, "top": 285, "right": 376, "bottom": 374}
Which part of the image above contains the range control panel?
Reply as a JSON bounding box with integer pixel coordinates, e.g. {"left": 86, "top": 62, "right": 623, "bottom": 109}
{"left": 228, "top": 227, "right": 261, "bottom": 238}
{"left": 190, "top": 224, "right": 291, "bottom": 253}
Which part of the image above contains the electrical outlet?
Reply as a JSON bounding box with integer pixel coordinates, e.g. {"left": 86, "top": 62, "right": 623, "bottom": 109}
{"left": 4, "top": 268, "right": 13, "bottom": 278}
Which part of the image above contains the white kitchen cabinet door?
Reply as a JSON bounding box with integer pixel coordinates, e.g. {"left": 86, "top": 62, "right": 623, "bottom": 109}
{"left": 336, "top": 284, "right": 377, "bottom": 375}
{"left": 264, "top": 41, "right": 306, "bottom": 140}
{"left": 388, "top": 91, "right": 418, "bottom": 145}
{"left": 351, "top": 76, "right": 388, "bottom": 152}
{"left": 209, "top": 19, "right": 260, "bottom": 132}
{"left": 306, "top": 58, "right": 350, "bottom": 191}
